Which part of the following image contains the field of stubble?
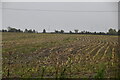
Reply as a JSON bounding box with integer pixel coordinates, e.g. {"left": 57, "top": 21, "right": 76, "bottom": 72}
{"left": 2, "top": 32, "right": 120, "bottom": 78}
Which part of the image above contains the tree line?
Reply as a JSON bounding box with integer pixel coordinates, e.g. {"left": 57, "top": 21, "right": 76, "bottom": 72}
{"left": 1, "top": 27, "right": 37, "bottom": 33}
{"left": 0, "top": 27, "right": 120, "bottom": 35}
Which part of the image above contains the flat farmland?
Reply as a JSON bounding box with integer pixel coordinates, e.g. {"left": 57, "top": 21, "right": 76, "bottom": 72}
{"left": 2, "top": 32, "right": 120, "bottom": 78}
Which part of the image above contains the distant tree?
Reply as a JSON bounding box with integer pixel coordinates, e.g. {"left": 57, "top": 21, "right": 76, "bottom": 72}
{"left": 94, "top": 32, "right": 97, "bottom": 34}
{"left": 2, "top": 27, "right": 23, "bottom": 33}
{"left": 69, "top": 31, "right": 72, "bottom": 34}
{"left": 7, "top": 27, "right": 12, "bottom": 31}
{"left": 55, "top": 30, "right": 59, "bottom": 33}
{"left": 2, "top": 29, "right": 4, "bottom": 32}
{"left": 2, "top": 29, "right": 7, "bottom": 32}
{"left": 7, "top": 27, "right": 17, "bottom": 32}
{"left": 85, "top": 31, "right": 89, "bottom": 34}
{"left": 118, "top": 29, "right": 120, "bottom": 35}
{"left": 33, "top": 29, "right": 36, "bottom": 33}
{"left": 43, "top": 29, "right": 46, "bottom": 33}
{"left": 17, "top": 29, "right": 23, "bottom": 32}
{"left": 108, "top": 28, "right": 117, "bottom": 35}
{"left": 60, "top": 30, "right": 64, "bottom": 33}
{"left": 81, "top": 31, "right": 85, "bottom": 34}
{"left": 74, "top": 29, "right": 79, "bottom": 33}
{"left": 98, "top": 32, "right": 105, "bottom": 35}
{"left": 28, "top": 29, "right": 33, "bottom": 33}
{"left": 24, "top": 29, "right": 28, "bottom": 33}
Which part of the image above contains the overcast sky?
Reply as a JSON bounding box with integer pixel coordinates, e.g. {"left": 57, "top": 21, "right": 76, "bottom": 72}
{"left": 1, "top": 2, "right": 118, "bottom": 32}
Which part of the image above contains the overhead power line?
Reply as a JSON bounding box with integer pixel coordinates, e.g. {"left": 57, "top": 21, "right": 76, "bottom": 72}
{"left": 1, "top": 8, "right": 118, "bottom": 12}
